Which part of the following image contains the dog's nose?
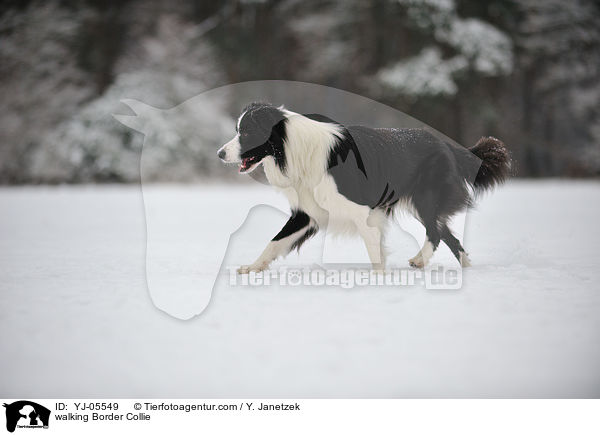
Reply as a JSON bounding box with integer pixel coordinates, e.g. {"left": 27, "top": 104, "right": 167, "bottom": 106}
{"left": 217, "top": 149, "right": 226, "bottom": 160}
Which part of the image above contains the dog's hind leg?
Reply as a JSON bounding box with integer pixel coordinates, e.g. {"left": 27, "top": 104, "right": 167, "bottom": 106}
{"left": 238, "top": 210, "right": 318, "bottom": 274}
{"left": 409, "top": 192, "right": 441, "bottom": 268}
{"left": 440, "top": 224, "right": 471, "bottom": 267}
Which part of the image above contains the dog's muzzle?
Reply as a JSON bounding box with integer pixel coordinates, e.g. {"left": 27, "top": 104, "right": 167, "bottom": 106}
{"left": 217, "top": 135, "right": 240, "bottom": 163}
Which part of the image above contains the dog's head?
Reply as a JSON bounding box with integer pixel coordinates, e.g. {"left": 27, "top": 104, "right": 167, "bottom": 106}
{"left": 217, "top": 102, "right": 287, "bottom": 173}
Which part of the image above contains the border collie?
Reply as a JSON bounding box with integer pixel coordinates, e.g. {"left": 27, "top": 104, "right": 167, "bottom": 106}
{"left": 218, "top": 102, "right": 510, "bottom": 273}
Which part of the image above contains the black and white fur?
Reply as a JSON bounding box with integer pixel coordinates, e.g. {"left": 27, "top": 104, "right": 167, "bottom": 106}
{"left": 218, "top": 102, "right": 510, "bottom": 273}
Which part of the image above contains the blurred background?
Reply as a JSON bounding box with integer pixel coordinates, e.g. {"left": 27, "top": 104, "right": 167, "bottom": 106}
{"left": 1, "top": 0, "right": 599, "bottom": 183}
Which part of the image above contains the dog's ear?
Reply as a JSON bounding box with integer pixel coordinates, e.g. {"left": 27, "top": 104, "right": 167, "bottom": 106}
{"left": 266, "top": 119, "right": 287, "bottom": 170}
{"left": 267, "top": 119, "right": 286, "bottom": 146}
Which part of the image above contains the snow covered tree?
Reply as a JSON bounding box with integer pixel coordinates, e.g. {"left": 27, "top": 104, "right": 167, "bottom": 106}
{"left": 0, "top": 2, "right": 95, "bottom": 182}
{"left": 27, "top": 8, "right": 231, "bottom": 182}
{"left": 515, "top": 0, "right": 600, "bottom": 175}
{"left": 0, "top": 0, "right": 598, "bottom": 180}
{"left": 376, "top": 0, "right": 513, "bottom": 99}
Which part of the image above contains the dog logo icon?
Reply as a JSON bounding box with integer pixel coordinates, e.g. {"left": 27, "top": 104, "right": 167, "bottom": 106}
{"left": 3, "top": 401, "right": 50, "bottom": 432}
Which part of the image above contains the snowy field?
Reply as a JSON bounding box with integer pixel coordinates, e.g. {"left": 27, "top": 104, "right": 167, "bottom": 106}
{"left": 1, "top": 180, "right": 599, "bottom": 398}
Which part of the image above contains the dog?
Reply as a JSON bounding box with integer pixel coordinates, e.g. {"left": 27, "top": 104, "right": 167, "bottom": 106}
{"left": 218, "top": 102, "right": 510, "bottom": 273}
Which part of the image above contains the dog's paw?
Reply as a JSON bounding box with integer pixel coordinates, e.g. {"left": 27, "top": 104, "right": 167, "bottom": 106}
{"left": 237, "top": 263, "right": 269, "bottom": 274}
{"left": 237, "top": 266, "right": 250, "bottom": 274}
{"left": 408, "top": 255, "right": 425, "bottom": 269}
{"left": 459, "top": 251, "right": 472, "bottom": 267}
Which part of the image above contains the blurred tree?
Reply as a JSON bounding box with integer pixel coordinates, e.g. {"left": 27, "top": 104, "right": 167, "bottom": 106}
{"left": 515, "top": 0, "right": 600, "bottom": 176}
{"left": 0, "top": 1, "right": 95, "bottom": 182}
{"left": 28, "top": 7, "right": 229, "bottom": 182}
{"left": 0, "top": 0, "right": 598, "bottom": 182}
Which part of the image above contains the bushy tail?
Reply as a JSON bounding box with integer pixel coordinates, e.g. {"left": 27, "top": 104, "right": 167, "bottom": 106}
{"left": 470, "top": 136, "right": 511, "bottom": 193}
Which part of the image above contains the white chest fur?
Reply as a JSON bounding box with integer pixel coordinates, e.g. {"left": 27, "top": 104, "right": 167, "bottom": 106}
{"left": 261, "top": 111, "right": 379, "bottom": 235}
{"left": 263, "top": 157, "right": 374, "bottom": 235}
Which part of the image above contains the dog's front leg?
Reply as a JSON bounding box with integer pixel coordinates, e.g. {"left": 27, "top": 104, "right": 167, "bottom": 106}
{"left": 357, "top": 225, "right": 385, "bottom": 271}
{"left": 353, "top": 210, "right": 387, "bottom": 272}
{"left": 238, "top": 210, "right": 317, "bottom": 274}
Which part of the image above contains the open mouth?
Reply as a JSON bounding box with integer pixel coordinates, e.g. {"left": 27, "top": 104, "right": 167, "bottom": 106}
{"left": 239, "top": 156, "right": 261, "bottom": 173}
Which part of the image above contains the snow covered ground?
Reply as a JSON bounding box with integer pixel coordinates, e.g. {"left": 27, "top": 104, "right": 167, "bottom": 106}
{"left": 1, "top": 180, "right": 599, "bottom": 398}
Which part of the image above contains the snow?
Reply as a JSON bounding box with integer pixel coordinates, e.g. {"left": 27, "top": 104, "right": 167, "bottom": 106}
{"left": 1, "top": 180, "right": 599, "bottom": 398}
